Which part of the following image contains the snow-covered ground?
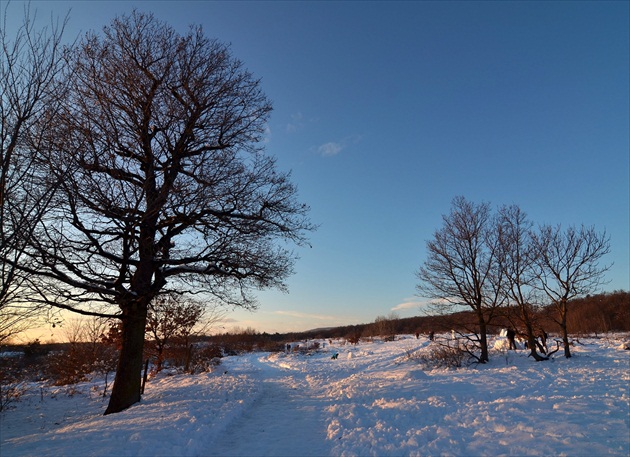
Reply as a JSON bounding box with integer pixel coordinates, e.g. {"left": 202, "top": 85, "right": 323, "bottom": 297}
{"left": 1, "top": 334, "right": 629, "bottom": 456}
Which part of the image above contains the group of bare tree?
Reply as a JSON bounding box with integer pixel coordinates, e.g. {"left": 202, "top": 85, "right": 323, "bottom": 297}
{"left": 365, "top": 312, "right": 400, "bottom": 340}
{"left": 417, "top": 196, "right": 610, "bottom": 363}
{"left": 0, "top": 4, "right": 69, "bottom": 345}
{"left": 0, "top": 7, "right": 313, "bottom": 415}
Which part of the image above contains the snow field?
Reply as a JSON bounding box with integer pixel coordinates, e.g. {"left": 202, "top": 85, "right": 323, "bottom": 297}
{"left": 1, "top": 334, "right": 629, "bottom": 456}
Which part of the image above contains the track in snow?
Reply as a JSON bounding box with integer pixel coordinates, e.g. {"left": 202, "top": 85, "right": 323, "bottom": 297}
{"left": 207, "top": 356, "right": 334, "bottom": 456}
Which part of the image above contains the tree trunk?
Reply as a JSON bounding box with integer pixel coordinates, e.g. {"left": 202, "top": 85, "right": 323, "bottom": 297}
{"left": 184, "top": 344, "right": 193, "bottom": 373}
{"left": 526, "top": 330, "right": 546, "bottom": 361}
{"left": 478, "top": 317, "right": 489, "bottom": 363}
{"left": 156, "top": 345, "right": 164, "bottom": 372}
{"left": 560, "top": 299, "right": 571, "bottom": 358}
{"left": 522, "top": 307, "right": 546, "bottom": 361}
{"left": 104, "top": 305, "right": 148, "bottom": 415}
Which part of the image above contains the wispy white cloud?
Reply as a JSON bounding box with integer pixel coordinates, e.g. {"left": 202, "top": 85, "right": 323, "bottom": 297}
{"left": 391, "top": 297, "right": 431, "bottom": 312}
{"left": 286, "top": 112, "right": 304, "bottom": 133}
{"left": 391, "top": 301, "right": 420, "bottom": 312}
{"left": 316, "top": 134, "right": 362, "bottom": 157}
{"left": 318, "top": 142, "right": 343, "bottom": 157}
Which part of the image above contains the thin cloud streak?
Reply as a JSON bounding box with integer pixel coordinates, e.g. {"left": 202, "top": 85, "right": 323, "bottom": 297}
{"left": 391, "top": 297, "right": 434, "bottom": 312}
{"left": 391, "top": 301, "right": 420, "bottom": 311}
{"left": 273, "top": 310, "right": 337, "bottom": 321}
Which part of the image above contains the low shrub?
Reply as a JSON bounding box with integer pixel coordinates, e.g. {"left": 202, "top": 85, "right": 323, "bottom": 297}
{"left": 0, "top": 357, "right": 27, "bottom": 411}
{"left": 417, "top": 343, "right": 466, "bottom": 369}
{"left": 186, "top": 344, "right": 223, "bottom": 374}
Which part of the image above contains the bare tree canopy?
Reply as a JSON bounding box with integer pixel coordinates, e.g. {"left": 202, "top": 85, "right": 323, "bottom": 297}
{"left": 531, "top": 224, "right": 611, "bottom": 358}
{"left": 0, "top": 2, "right": 69, "bottom": 342}
{"left": 17, "top": 10, "right": 313, "bottom": 413}
{"left": 496, "top": 204, "right": 547, "bottom": 361}
{"left": 417, "top": 196, "right": 504, "bottom": 363}
{"left": 27, "top": 11, "right": 312, "bottom": 313}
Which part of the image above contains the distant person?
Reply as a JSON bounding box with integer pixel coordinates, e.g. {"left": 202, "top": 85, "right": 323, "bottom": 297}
{"left": 506, "top": 328, "right": 517, "bottom": 350}
{"left": 429, "top": 331, "right": 435, "bottom": 341}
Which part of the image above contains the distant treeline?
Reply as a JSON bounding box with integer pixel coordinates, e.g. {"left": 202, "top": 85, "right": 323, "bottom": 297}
{"left": 309, "top": 291, "right": 630, "bottom": 340}
{"left": 3, "top": 291, "right": 628, "bottom": 356}
{"left": 207, "top": 290, "right": 629, "bottom": 346}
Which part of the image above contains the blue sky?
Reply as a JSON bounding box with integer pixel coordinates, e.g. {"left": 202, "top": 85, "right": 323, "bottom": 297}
{"left": 6, "top": 1, "right": 629, "bottom": 336}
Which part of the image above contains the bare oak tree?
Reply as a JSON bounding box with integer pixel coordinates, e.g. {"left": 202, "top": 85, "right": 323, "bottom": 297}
{"left": 22, "top": 11, "right": 312, "bottom": 414}
{"left": 530, "top": 224, "right": 610, "bottom": 358}
{"left": 0, "top": 3, "right": 69, "bottom": 343}
{"left": 417, "top": 196, "right": 504, "bottom": 363}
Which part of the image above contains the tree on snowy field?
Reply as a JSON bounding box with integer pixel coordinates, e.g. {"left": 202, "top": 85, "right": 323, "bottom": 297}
{"left": 0, "top": 4, "right": 70, "bottom": 343}
{"left": 417, "top": 196, "right": 505, "bottom": 363}
{"left": 530, "top": 224, "right": 610, "bottom": 358}
{"left": 146, "top": 294, "right": 223, "bottom": 372}
{"left": 496, "top": 205, "right": 547, "bottom": 361}
{"left": 19, "top": 11, "right": 313, "bottom": 414}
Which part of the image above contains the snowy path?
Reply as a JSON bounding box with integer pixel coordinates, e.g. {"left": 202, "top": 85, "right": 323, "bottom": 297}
{"left": 1, "top": 335, "right": 628, "bottom": 457}
{"left": 207, "top": 355, "right": 334, "bottom": 456}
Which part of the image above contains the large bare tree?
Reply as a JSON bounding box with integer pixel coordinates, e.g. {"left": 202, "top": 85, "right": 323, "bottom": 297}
{"left": 496, "top": 204, "right": 547, "bottom": 361}
{"left": 21, "top": 11, "right": 312, "bottom": 414}
{"left": 417, "top": 196, "right": 504, "bottom": 363}
{"left": 0, "top": 3, "right": 68, "bottom": 343}
{"left": 530, "top": 224, "right": 610, "bottom": 358}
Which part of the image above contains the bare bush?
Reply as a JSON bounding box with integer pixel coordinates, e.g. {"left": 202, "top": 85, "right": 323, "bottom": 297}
{"left": 418, "top": 343, "right": 466, "bottom": 369}
{"left": 0, "top": 380, "right": 26, "bottom": 411}
{"left": 46, "top": 349, "right": 90, "bottom": 386}
{"left": 46, "top": 318, "right": 118, "bottom": 386}
{"left": 186, "top": 344, "right": 223, "bottom": 374}
{"left": 0, "top": 356, "right": 27, "bottom": 411}
{"left": 401, "top": 343, "right": 426, "bottom": 364}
